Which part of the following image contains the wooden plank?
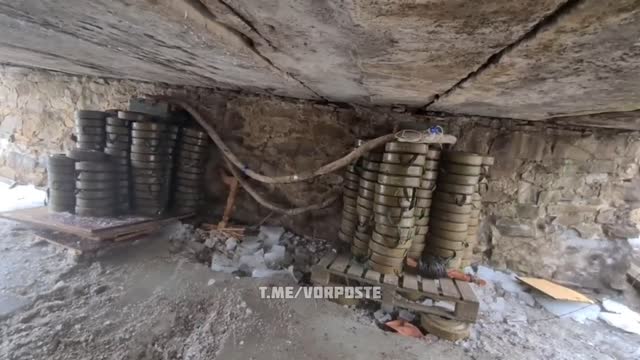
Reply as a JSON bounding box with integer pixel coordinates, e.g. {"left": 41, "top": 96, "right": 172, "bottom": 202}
{"left": 315, "top": 252, "right": 337, "bottom": 269}
{"left": 330, "top": 254, "right": 350, "bottom": 273}
{"left": 455, "top": 281, "right": 479, "bottom": 303}
{"left": 364, "top": 269, "right": 381, "bottom": 283}
{"left": 346, "top": 261, "right": 365, "bottom": 278}
{"left": 421, "top": 278, "right": 439, "bottom": 295}
{"left": 310, "top": 253, "right": 336, "bottom": 285}
{"left": 440, "top": 278, "right": 461, "bottom": 299}
{"left": 0, "top": 206, "right": 193, "bottom": 241}
{"left": 454, "top": 301, "right": 479, "bottom": 322}
{"left": 382, "top": 274, "right": 399, "bottom": 286}
{"left": 403, "top": 274, "right": 418, "bottom": 291}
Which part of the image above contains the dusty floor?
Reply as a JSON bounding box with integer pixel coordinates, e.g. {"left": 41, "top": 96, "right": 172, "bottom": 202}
{"left": 0, "top": 219, "right": 639, "bottom": 360}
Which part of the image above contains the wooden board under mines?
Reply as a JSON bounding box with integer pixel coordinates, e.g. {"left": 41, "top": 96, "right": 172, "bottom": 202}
{"left": 0, "top": 206, "right": 194, "bottom": 241}
{"left": 311, "top": 252, "right": 479, "bottom": 322}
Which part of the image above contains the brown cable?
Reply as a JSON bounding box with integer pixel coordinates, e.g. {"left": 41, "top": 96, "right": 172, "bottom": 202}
{"left": 225, "top": 159, "right": 340, "bottom": 215}
{"left": 150, "top": 95, "right": 455, "bottom": 184}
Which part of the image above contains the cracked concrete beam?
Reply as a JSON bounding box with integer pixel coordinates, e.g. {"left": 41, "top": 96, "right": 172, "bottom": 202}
{"left": 430, "top": 0, "right": 640, "bottom": 120}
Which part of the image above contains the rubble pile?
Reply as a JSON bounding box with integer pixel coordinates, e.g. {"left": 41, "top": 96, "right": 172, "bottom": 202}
{"left": 175, "top": 224, "right": 332, "bottom": 281}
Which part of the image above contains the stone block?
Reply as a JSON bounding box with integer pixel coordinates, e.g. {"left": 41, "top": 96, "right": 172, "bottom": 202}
{"left": 495, "top": 218, "right": 535, "bottom": 237}
{"left": 585, "top": 173, "right": 609, "bottom": 184}
{"left": 595, "top": 208, "right": 616, "bottom": 224}
{"left": 516, "top": 204, "right": 542, "bottom": 219}
{"left": 585, "top": 160, "right": 616, "bottom": 174}
{"left": 570, "top": 223, "right": 603, "bottom": 239}
{"left": 552, "top": 141, "right": 594, "bottom": 161}
{"left": 602, "top": 224, "right": 639, "bottom": 239}
{"left": 616, "top": 162, "right": 639, "bottom": 180}
{"left": 517, "top": 181, "right": 537, "bottom": 204}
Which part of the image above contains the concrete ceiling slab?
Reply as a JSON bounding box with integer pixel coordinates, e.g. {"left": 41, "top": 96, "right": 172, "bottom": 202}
{"left": 0, "top": 0, "right": 563, "bottom": 106}
{"left": 430, "top": 0, "right": 640, "bottom": 120}
{"left": 0, "top": 0, "right": 315, "bottom": 99}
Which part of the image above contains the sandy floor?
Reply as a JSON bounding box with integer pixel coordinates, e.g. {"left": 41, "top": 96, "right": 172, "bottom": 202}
{"left": 0, "top": 219, "right": 639, "bottom": 360}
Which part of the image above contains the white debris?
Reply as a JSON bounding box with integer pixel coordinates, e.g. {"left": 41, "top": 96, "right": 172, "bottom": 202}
{"left": 476, "top": 265, "right": 525, "bottom": 294}
{"left": 398, "top": 309, "right": 416, "bottom": 322}
{"left": 598, "top": 299, "right": 640, "bottom": 335}
{"left": 258, "top": 226, "right": 285, "bottom": 247}
{"left": 239, "top": 249, "right": 267, "bottom": 271}
{"left": 207, "top": 279, "right": 216, "bottom": 286}
{"left": 235, "top": 236, "right": 262, "bottom": 256}
{"left": 250, "top": 268, "right": 295, "bottom": 280}
{"left": 534, "top": 295, "right": 601, "bottom": 324}
{"left": 0, "top": 182, "right": 46, "bottom": 212}
{"left": 225, "top": 238, "right": 238, "bottom": 251}
{"left": 373, "top": 309, "right": 392, "bottom": 324}
{"left": 210, "top": 254, "right": 238, "bottom": 273}
{"left": 264, "top": 245, "right": 286, "bottom": 268}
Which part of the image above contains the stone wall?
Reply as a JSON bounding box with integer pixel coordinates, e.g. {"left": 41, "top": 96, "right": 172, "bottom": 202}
{"left": 0, "top": 66, "right": 637, "bottom": 290}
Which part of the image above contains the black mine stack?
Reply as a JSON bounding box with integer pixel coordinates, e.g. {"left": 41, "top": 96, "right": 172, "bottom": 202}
{"left": 46, "top": 154, "right": 76, "bottom": 213}
{"left": 339, "top": 163, "right": 359, "bottom": 246}
{"left": 352, "top": 150, "right": 382, "bottom": 259}
{"left": 104, "top": 113, "right": 133, "bottom": 213}
{"left": 425, "top": 151, "right": 483, "bottom": 269}
{"left": 74, "top": 110, "right": 107, "bottom": 151}
{"left": 74, "top": 154, "right": 117, "bottom": 217}
{"left": 407, "top": 147, "right": 440, "bottom": 260}
{"left": 368, "top": 141, "right": 428, "bottom": 275}
{"left": 129, "top": 113, "right": 176, "bottom": 216}
{"left": 172, "top": 127, "right": 208, "bottom": 214}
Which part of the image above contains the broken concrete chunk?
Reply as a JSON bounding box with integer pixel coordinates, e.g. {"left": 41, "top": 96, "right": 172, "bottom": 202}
{"left": 210, "top": 254, "right": 238, "bottom": 273}
{"left": 373, "top": 309, "right": 392, "bottom": 324}
{"left": 264, "top": 245, "right": 287, "bottom": 269}
{"left": 239, "top": 249, "right": 267, "bottom": 271}
{"left": 225, "top": 238, "right": 238, "bottom": 251}
{"left": 258, "top": 226, "right": 285, "bottom": 247}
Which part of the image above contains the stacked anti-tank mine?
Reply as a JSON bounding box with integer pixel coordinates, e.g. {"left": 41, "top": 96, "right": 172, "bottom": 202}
{"left": 73, "top": 152, "right": 117, "bottom": 217}
{"left": 339, "top": 163, "right": 360, "bottom": 246}
{"left": 172, "top": 127, "right": 209, "bottom": 214}
{"left": 425, "top": 151, "right": 484, "bottom": 269}
{"left": 129, "top": 112, "right": 177, "bottom": 216}
{"left": 74, "top": 111, "right": 107, "bottom": 151}
{"left": 460, "top": 156, "right": 494, "bottom": 268}
{"left": 352, "top": 150, "right": 383, "bottom": 259}
{"left": 368, "top": 142, "right": 429, "bottom": 275}
{"left": 104, "top": 113, "right": 132, "bottom": 214}
{"left": 406, "top": 147, "right": 441, "bottom": 260}
{"left": 46, "top": 154, "right": 76, "bottom": 213}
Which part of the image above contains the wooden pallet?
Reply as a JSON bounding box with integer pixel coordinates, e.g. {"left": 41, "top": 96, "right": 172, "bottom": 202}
{"left": 311, "top": 252, "right": 479, "bottom": 322}
{"left": 0, "top": 206, "right": 194, "bottom": 241}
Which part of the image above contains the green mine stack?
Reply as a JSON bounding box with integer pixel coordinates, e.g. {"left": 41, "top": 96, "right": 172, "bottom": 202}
{"left": 425, "top": 151, "right": 483, "bottom": 269}
{"left": 460, "top": 155, "right": 493, "bottom": 268}
{"left": 352, "top": 150, "right": 383, "bottom": 258}
{"left": 367, "top": 141, "right": 429, "bottom": 275}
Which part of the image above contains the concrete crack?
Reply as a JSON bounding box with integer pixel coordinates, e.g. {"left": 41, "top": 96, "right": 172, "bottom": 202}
{"left": 425, "top": 0, "right": 585, "bottom": 108}
{"left": 188, "top": 0, "right": 325, "bottom": 100}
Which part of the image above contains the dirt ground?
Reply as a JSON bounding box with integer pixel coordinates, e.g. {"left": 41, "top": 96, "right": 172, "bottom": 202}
{"left": 0, "top": 219, "right": 639, "bottom": 360}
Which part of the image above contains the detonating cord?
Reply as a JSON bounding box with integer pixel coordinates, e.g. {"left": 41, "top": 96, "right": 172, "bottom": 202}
{"left": 150, "top": 96, "right": 455, "bottom": 214}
